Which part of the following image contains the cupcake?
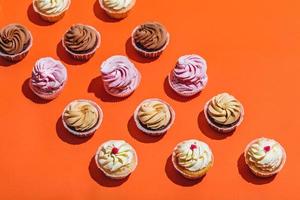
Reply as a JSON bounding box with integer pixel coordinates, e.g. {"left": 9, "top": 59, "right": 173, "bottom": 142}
{"left": 100, "top": 55, "right": 141, "bottom": 97}
{"left": 30, "top": 57, "right": 67, "bottom": 100}
{"left": 131, "top": 22, "right": 169, "bottom": 58}
{"left": 33, "top": 0, "right": 71, "bottom": 22}
{"left": 0, "top": 24, "right": 32, "bottom": 62}
{"left": 169, "top": 54, "right": 208, "bottom": 97}
{"left": 95, "top": 140, "right": 138, "bottom": 179}
{"left": 244, "top": 137, "right": 286, "bottom": 177}
{"left": 99, "top": 0, "right": 136, "bottom": 19}
{"left": 62, "top": 24, "right": 101, "bottom": 60}
{"left": 172, "top": 139, "right": 214, "bottom": 179}
{"left": 134, "top": 98, "right": 175, "bottom": 136}
{"left": 62, "top": 99, "right": 103, "bottom": 137}
{"left": 204, "top": 93, "right": 244, "bottom": 133}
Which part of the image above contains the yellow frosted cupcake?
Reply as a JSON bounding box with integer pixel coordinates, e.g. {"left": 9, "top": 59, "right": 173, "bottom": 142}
{"left": 172, "top": 139, "right": 214, "bottom": 179}
{"left": 99, "top": 0, "right": 136, "bottom": 19}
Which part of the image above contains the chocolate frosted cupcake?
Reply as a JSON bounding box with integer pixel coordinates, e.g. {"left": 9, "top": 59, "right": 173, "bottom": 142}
{"left": 0, "top": 24, "right": 32, "bottom": 62}
{"left": 99, "top": 0, "right": 136, "bottom": 19}
{"left": 131, "top": 22, "right": 169, "bottom": 58}
{"left": 134, "top": 98, "right": 175, "bottom": 136}
{"left": 204, "top": 93, "right": 244, "bottom": 133}
{"left": 62, "top": 24, "right": 100, "bottom": 60}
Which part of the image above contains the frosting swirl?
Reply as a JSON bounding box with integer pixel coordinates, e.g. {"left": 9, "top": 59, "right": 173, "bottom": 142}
{"left": 101, "top": 56, "right": 139, "bottom": 96}
{"left": 35, "top": 0, "right": 69, "bottom": 15}
{"left": 0, "top": 24, "right": 31, "bottom": 55}
{"left": 175, "top": 140, "right": 213, "bottom": 171}
{"left": 137, "top": 100, "right": 171, "bottom": 130}
{"left": 207, "top": 93, "right": 242, "bottom": 126}
{"left": 133, "top": 22, "right": 168, "bottom": 52}
{"left": 31, "top": 57, "right": 67, "bottom": 93}
{"left": 64, "top": 24, "right": 98, "bottom": 54}
{"left": 246, "top": 138, "right": 284, "bottom": 173}
{"left": 63, "top": 101, "right": 99, "bottom": 132}
{"left": 170, "top": 55, "right": 208, "bottom": 95}
{"left": 103, "top": 0, "right": 132, "bottom": 11}
{"left": 97, "top": 140, "right": 135, "bottom": 173}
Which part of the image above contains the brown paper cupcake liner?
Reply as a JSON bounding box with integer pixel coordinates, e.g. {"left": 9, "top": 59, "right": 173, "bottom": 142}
{"left": 244, "top": 138, "right": 287, "bottom": 178}
{"left": 29, "top": 79, "right": 66, "bottom": 100}
{"left": 62, "top": 25, "right": 101, "bottom": 61}
{"left": 32, "top": 0, "right": 71, "bottom": 23}
{"left": 133, "top": 98, "right": 175, "bottom": 136}
{"left": 62, "top": 99, "right": 103, "bottom": 137}
{"left": 99, "top": 0, "right": 136, "bottom": 19}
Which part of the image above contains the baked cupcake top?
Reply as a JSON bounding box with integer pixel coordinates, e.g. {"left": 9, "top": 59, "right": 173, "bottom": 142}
{"left": 63, "top": 100, "right": 99, "bottom": 132}
{"left": 133, "top": 22, "right": 168, "bottom": 52}
{"left": 174, "top": 139, "right": 213, "bottom": 172}
{"left": 101, "top": 55, "right": 139, "bottom": 96}
{"left": 207, "top": 93, "right": 242, "bottom": 126}
{"left": 103, "top": 0, "right": 132, "bottom": 11}
{"left": 246, "top": 138, "right": 284, "bottom": 173}
{"left": 34, "top": 0, "right": 69, "bottom": 15}
{"left": 137, "top": 100, "right": 171, "bottom": 130}
{"left": 96, "top": 140, "right": 135, "bottom": 173}
{"left": 63, "top": 24, "right": 98, "bottom": 54}
{"left": 0, "top": 24, "right": 31, "bottom": 55}
{"left": 170, "top": 54, "right": 208, "bottom": 95}
{"left": 31, "top": 57, "right": 67, "bottom": 94}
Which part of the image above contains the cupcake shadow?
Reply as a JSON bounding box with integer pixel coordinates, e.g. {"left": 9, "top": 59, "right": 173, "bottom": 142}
{"left": 198, "top": 110, "right": 234, "bottom": 140}
{"left": 88, "top": 156, "right": 129, "bottom": 187}
{"left": 0, "top": 57, "right": 17, "bottom": 67}
{"left": 165, "top": 155, "right": 204, "bottom": 186}
{"left": 22, "top": 78, "right": 53, "bottom": 104}
{"left": 27, "top": 3, "right": 53, "bottom": 26}
{"left": 93, "top": 0, "right": 122, "bottom": 23}
{"left": 127, "top": 116, "right": 165, "bottom": 143}
{"left": 237, "top": 153, "right": 276, "bottom": 185}
{"left": 56, "top": 116, "right": 93, "bottom": 145}
{"left": 56, "top": 41, "right": 89, "bottom": 66}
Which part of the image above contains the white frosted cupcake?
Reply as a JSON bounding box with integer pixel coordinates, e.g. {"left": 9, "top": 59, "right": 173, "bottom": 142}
{"left": 95, "top": 140, "right": 138, "bottom": 179}
{"left": 244, "top": 137, "right": 286, "bottom": 177}
{"left": 99, "top": 0, "right": 136, "bottom": 19}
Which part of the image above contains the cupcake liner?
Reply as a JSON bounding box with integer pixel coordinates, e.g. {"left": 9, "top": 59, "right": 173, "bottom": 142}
{"left": 98, "top": 0, "right": 136, "bottom": 19}
{"left": 203, "top": 99, "right": 244, "bottom": 133}
{"left": 131, "top": 25, "right": 170, "bottom": 58}
{"left": 32, "top": 0, "right": 71, "bottom": 23}
{"left": 94, "top": 142, "right": 138, "bottom": 179}
{"left": 62, "top": 25, "right": 101, "bottom": 61}
{"left": 134, "top": 98, "right": 175, "bottom": 136}
{"left": 0, "top": 26, "right": 33, "bottom": 62}
{"left": 29, "top": 78, "right": 66, "bottom": 100}
{"left": 62, "top": 99, "right": 103, "bottom": 137}
{"left": 244, "top": 139, "right": 287, "bottom": 178}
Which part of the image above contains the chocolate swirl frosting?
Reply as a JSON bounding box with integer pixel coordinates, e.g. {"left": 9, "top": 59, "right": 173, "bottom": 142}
{"left": 0, "top": 24, "right": 31, "bottom": 55}
{"left": 63, "top": 24, "right": 98, "bottom": 54}
{"left": 133, "top": 22, "right": 168, "bottom": 52}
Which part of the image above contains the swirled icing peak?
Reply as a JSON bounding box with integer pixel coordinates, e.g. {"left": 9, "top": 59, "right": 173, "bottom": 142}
{"left": 35, "top": 0, "right": 69, "bottom": 15}
{"left": 103, "top": 0, "right": 132, "bottom": 11}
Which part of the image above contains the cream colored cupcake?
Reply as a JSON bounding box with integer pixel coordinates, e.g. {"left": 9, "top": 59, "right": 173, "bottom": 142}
{"left": 95, "top": 140, "right": 138, "bottom": 179}
{"left": 172, "top": 139, "right": 214, "bottom": 179}
{"left": 33, "top": 0, "right": 71, "bottom": 22}
{"left": 244, "top": 137, "right": 286, "bottom": 177}
{"left": 99, "top": 0, "right": 136, "bottom": 19}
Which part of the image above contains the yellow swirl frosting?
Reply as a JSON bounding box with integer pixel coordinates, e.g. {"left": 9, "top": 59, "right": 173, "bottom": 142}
{"left": 35, "top": 0, "right": 69, "bottom": 15}
{"left": 63, "top": 100, "right": 99, "bottom": 132}
{"left": 103, "top": 0, "right": 132, "bottom": 11}
{"left": 207, "top": 93, "right": 242, "bottom": 125}
{"left": 175, "top": 140, "right": 213, "bottom": 172}
{"left": 137, "top": 100, "right": 171, "bottom": 130}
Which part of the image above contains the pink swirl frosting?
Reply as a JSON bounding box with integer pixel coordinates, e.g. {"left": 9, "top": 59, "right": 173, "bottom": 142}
{"left": 170, "top": 54, "right": 208, "bottom": 95}
{"left": 31, "top": 57, "right": 67, "bottom": 93}
{"left": 101, "top": 56, "right": 140, "bottom": 97}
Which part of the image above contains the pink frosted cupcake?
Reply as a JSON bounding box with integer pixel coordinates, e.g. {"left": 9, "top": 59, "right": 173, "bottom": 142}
{"left": 169, "top": 54, "right": 208, "bottom": 97}
{"left": 100, "top": 55, "right": 141, "bottom": 97}
{"left": 95, "top": 140, "right": 138, "bottom": 179}
{"left": 30, "top": 57, "right": 67, "bottom": 100}
{"left": 244, "top": 137, "right": 286, "bottom": 177}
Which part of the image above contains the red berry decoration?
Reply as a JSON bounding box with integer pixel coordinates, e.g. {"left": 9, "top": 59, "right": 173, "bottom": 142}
{"left": 190, "top": 144, "right": 197, "bottom": 150}
{"left": 264, "top": 146, "right": 271, "bottom": 152}
{"left": 111, "top": 147, "right": 119, "bottom": 154}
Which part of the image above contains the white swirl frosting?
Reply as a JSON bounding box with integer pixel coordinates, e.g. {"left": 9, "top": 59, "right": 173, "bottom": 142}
{"left": 103, "top": 0, "right": 132, "bottom": 11}
{"left": 97, "top": 140, "right": 135, "bottom": 173}
{"left": 35, "top": 0, "right": 69, "bottom": 15}
{"left": 246, "top": 138, "right": 284, "bottom": 172}
{"left": 175, "top": 140, "right": 213, "bottom": 172}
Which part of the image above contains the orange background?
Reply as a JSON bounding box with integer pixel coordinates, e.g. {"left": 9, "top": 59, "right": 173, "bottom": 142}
{"left": 0, "top": 0, "right": 299, "bottom": 199}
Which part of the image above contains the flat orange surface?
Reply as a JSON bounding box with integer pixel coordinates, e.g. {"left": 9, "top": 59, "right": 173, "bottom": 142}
{"left": 1, "top": 0, "right": 300, "bottom": 199}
